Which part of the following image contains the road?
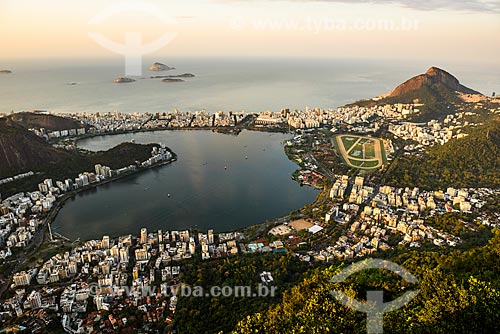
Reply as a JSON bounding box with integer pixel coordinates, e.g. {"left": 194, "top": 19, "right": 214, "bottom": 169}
{"left": 307, "top": 152, "right": 335, "bottom": 180}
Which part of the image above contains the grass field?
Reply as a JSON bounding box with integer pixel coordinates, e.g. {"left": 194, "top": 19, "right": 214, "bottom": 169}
{"left": 364, "top": 141, "right": 376, "bottom": 159}
{"left": 348, "top": 140, "right": 376, "bottom": 160}
{"left": 341, "top": 136, "right": 357, "bottom": 152}
{"left": 358, "top": 138, "right": 370, "bottom": 145}
{"left": 349, "top": 159, "right": 380, "bottom": 168}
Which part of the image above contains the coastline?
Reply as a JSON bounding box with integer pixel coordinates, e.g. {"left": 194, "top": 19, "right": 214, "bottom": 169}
{"left": 58, "top": 114, "right": 288, "bottom": 146}
{"left": 0, "top": 112, "right": 331, "bottom": 259}
{"left": 47, "top": 155, "right": 177, "bottom": 235}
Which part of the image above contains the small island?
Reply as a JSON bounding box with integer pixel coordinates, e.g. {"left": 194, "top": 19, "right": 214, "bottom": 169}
{"left": 162, "top": 78, "right": 184, "bottom": 83}
{"left": 0, "top": 70, "right": 12, "bottom": 74}
{"left": 114, "top": 77, "right": 136, "bottom": 83}
{"left": 151, "top": 73, "right": 195, "bottom": 79}
{"left": 149, "top": 62, "right": 174, "bottom": 71}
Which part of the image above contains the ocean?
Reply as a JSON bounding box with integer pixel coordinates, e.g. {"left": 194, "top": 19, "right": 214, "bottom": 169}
{"left": 1, "top": 57, "right": 498, "bottom": 115}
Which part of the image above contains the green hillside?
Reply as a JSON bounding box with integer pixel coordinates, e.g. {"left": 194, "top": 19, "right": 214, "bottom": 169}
{"left": 0, "top": 117, "right": 160, "bottom": 196}
{"left": 233, "top": 229, "right": 500, "bottom": 334}
{"left": 382, "top": 120, "right": 500, "bottom": 189}
{"left": 382, "top": 83, "right": 462, "bottom": 121}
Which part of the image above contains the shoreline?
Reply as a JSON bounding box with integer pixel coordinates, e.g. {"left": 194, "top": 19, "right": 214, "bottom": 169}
{"left": 56, "top": 115, "right": 287, "bottom": 147}
{"left": 48, "top": 155, "right": 177, "bottom": 226}
{"left": 19, "top": 157, "right": 176, "bottom": 248}
{"left": 0, "top": 156, "right": 177, "bottom": 297}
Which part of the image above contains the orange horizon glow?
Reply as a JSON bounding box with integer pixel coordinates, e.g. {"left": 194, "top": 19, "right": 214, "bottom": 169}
{"left": 0, "top": 0, "right": 499, "bottom": 65}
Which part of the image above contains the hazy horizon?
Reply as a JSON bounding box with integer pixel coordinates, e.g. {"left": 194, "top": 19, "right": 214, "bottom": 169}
{"left": 1, "top": 0, "right": 499, "bottom": 114}
{"left": 1, "top": 0, "right": 499, "bottom": 65}
{"left": 1, "top": 57, "right": 498, "bottom": 115}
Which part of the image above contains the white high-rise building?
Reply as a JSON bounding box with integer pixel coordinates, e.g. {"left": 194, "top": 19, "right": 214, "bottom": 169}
{"left": 95, "top": 295, "right": 104, "bottom": 311}
{"left": 44, "top": 178, "right": 53, "bottom": 188}
{"left": 140, "top": 228, "right": 147, "bottom": 244}
{"left": 189, "top": 238, "right": 196, "bottom": 255}
{"left": 135, "top": 248, "right": 149, "bottom": 261}
{"left": 13, "top": 272, "right": 31, "bottom": 287}
{"left": 102, "top": 236, "right": 110, "bottom": 249}
{"left": 119, "top": 248, "right": 129, "bottom": 263}
{"left": 110, "top": 245, "right": 119, "bottom": 259}
{"left": 208, "top": 229, "right": 214, "bottom": 244}
{"left": 68, "top": 262, "right": 78, "bottom": 275}
{"left": 150, "top": 269, "right": 155, "bottom": 283}
{"left": 79, "top": 174, "right": 89, "bottom": 186}
{"left": 355, "top": 176, "right": 364, "bottom": 187}
{"left": 95, "top": 164, "right": 102, "bottom": 176}
{"left": 27, "top": 291, "right": 42, "bottom": 309}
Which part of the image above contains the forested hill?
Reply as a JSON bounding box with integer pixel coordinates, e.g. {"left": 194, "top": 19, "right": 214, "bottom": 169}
{"left": 233, "top": 229, "right": 500, "bottom": 334}
{"left": 0, "top": 117, "right": 75, "bottom": 178}
{"left": 382, "top": 120, "right": 500, "bottom": 190}
{"left": 0, "top": 117, "right": 161, "bottom": 196}
{"left": 9, "top": 112, "right": 85, "bottom": 131}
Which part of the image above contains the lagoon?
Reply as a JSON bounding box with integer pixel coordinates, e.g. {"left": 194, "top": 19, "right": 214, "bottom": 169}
{"left": 52, "top": 130, "right": 318, "bottom": 240}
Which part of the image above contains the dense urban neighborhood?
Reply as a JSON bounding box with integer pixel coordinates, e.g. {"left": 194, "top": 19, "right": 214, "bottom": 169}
{"left": 1, "top": 66, "right": 500, "bottom": 333}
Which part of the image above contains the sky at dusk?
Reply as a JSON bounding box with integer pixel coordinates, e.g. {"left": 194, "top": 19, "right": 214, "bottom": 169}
{"left": 0, "top": 0, "right": 499, "bottom": 64}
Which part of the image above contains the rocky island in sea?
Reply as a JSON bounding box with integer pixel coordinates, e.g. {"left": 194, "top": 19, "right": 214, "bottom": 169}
{"left": 149, "top": 62, "right": 174, "bottom": 71}
{"left": 0, "top": 70, "right": 12, "bottom": 74}
{"left": 114, "top": 77, "right": 136, "bottom": 83}
{"left": 151, "top": 73, "right": 195, "bottom": 79}
{"left": 162, "top": 78, "right": 184, "bottom": 83}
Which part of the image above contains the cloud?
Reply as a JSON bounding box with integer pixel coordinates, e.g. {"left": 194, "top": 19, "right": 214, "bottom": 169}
{"left": 363, "top": 0, "right": 500, "bottom": 12}
{"left": 233, "top": 0, "right": 500, "bottom": 13}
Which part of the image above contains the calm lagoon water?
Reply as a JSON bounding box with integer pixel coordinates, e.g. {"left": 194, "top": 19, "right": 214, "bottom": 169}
{"left": 52, "top": 130, "right": 318, "bottom": 240}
